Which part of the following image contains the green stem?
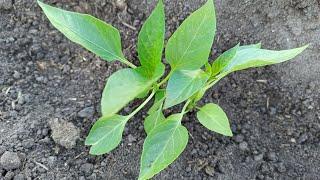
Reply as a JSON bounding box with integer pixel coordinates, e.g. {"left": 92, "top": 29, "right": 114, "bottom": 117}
{"left": 182, "top": 100, "right": 191, "bottom": 114}
{"left": 157, "top": 71, "right": 173, "bottom": 87}
{"left": 204, "top": 72, "right": 228, "bottom": 91}
{"left": 127, "top": 90, "right": 155, "bottom": 119}
{"left": 121, "top": 58, "right": 137, "bottom": 69}
{"left": 178, "top": 100, "right": 192, "bottom": 120}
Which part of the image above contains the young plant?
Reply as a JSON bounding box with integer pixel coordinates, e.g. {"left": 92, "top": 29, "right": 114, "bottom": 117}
{"left": 38, "top": 0, "right": 307, "bottom": 179}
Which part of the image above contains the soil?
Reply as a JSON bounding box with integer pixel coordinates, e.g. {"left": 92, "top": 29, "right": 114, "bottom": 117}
{"left": 0, "top": 0, "right": 319, "bottom": 179}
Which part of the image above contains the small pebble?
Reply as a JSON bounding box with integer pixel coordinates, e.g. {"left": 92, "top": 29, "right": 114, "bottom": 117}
{"left": 77, "top": 107, "right": 94, "bottom": 118}
{"left": 49, "top": 118, "right": 80, "bottom": 149}
{"left": 239, "top": 142, "right": 248, "bottom": 151}
{"left": 267, "top": 152, "right": 277, "bottom": 161}
{"left": 0, "top": 146, "right": 5, "bottom": 155}
{"left": 254, "top": 154, "right": 264, "bottom": 161}
{"left": 276, "top": 163, "right": 287, "bottom": 173}
{"left": 205, "top": 166, "right": 215, "bottom": 176}
{"left": 269, "top": 107, "right": 277, "bottom": 115}
{"left": 4, "top": 171, "right": 15, "bottom": 180}
{"left": 128, "top": 134, "right": 136, "bottom": 143}
{"left": 297, "top": 133, "right": 308, "bottom": 144}
{"left": 115, "top": 0, "right": 127, "bottom": 11}
{"left": 0, "top": 151, "right": 22, "bottom": 170}
{"left": 80, "top": 163, "right": 94, "bottom": 176}
{"left": 13, "top": 71, "right": 21, "bottom": 79}
{"left": 234, "top": 134, "right": 244, "bottom": 143}
{"left": 186, "top": 166, "right": 192, "bottom": 172}
{"left": 290, "top": 138, "right": 296, "bottom": 143}
{"left": 13, "top": 173, "right": 25, "bottom": 180}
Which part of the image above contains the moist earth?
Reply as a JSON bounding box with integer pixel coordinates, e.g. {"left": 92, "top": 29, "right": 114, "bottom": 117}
{"left": 0, "top": 0, "right": 319, "bottom": 179}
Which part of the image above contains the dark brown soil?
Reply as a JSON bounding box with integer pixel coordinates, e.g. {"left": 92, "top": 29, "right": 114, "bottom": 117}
{"left": 0, "top": 0, "right": 319, "bottom": 179}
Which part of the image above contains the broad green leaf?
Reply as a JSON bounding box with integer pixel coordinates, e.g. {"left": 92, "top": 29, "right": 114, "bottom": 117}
{"left": 101, "top": 64, "right": 164, "bottom": 117}
{"left": 165, "top": 0, "right": 216, "bottom": 70}
{"left": 38, "top": 1, "right": 128, "bottom": 63}
{"left": 144, "top": 104, "right": 165, "bottom": 134}
{"left": 147, "top": 90, "right": 165, "bottom": 114}
{"left": 196, "top": 103, "right": 232, "bottom": 136}
{"left": 164, "top": 69, "right": 209, "bottom": 108}
{"left": 85, "top": 115, "right": 128, "bottom": 155}
{"left": 223, "top": 45, "right": 308, "bottom": 73}
{"left": 211, "top": 44, "right": 307, "bottom": 78}
{"left": 139, "top": 114, "right": 188, "bottom": 180}
{"left": 211, "top": 44, "right": 239, "bottom": 76}
{"left": 137, "top": 0, "right": 165, "bottom": 73}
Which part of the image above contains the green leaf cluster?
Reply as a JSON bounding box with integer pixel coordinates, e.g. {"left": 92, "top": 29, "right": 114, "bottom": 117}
{"left": 38, "top": 0, "right": 307, "bottom": 179}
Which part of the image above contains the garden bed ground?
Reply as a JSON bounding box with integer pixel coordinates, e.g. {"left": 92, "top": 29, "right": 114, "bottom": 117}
{"left": 0, "top": 0, "right": 319, "bottom": 179}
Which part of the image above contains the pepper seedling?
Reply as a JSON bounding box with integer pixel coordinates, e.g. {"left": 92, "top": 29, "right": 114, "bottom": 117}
{"left": 38, "top": 0, "right": 307, "bottom": 179}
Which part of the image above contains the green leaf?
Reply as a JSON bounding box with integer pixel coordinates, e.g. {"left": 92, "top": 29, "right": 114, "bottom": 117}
{"left": 165, "top": 69, "right": 209, "bottom": 108}
{"left": 137, "top": 0, "right": 165, "bottom": 73}
{"left": 147, "top": 90, "right": 165, "bottom": 114}
{"left": 223, "top": 45, "right": 308, "bottom": 73}
{"left": 211, "top": 43, "right": 239, "bottom": 76}
{"left": 144, "top": 90, "right": 166, "bottom": 134}
{"left": 37, "top": 1, "right": 131, "bottom": 64}
{"left": 196, "top": 103, "right": 232, "bottom": 136}
{"left": 144, "top": 105, "right": 165, "bottom": 134}
{"left": 85, "top": 115, "right": 129, "bottom": 155}
{"left": 165, "top": 0, "right": 216, "bottom": 70}
{"left": 139, "top": 114, "right": 188, "bottom": 180}
{"left": 211, "top": 44, "right": 307, "bottom": 78}
{"left": 136, "top": 90, "right": 150, "bottom": 99}
{"left": 101, "top": 64, "right": 164, "bottom": 117}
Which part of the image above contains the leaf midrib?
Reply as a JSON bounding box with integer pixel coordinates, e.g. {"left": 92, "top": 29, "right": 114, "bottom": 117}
{"left": 174, "top": 13, "right": 208, "bottom": 68}
{"left": 201, "top": 109, "right": 226, "bottom": 131}
{"left": 91, "top": 119, "right": 127, "bottom": 146}
{"left": 143, "top": 123, "right": 179, "bottom": 178}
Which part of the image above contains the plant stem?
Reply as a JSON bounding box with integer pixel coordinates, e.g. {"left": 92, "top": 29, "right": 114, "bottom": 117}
{"left": 121, "top": 58, "right": 137, "bottom": 69}
{"left": 157, "top": 71, "right": 173, "bottom": 87}
{"left": 182, "top": 100, "right": 191, "bottom": 114}
{"left": 127, "top": 90, "right": 155, "bottom": 119}
{"left": 204, "top": 72, "right": 227, "bottom": 91}
{"left": 177, "top": 100, "right": 191, "bottom": 121}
